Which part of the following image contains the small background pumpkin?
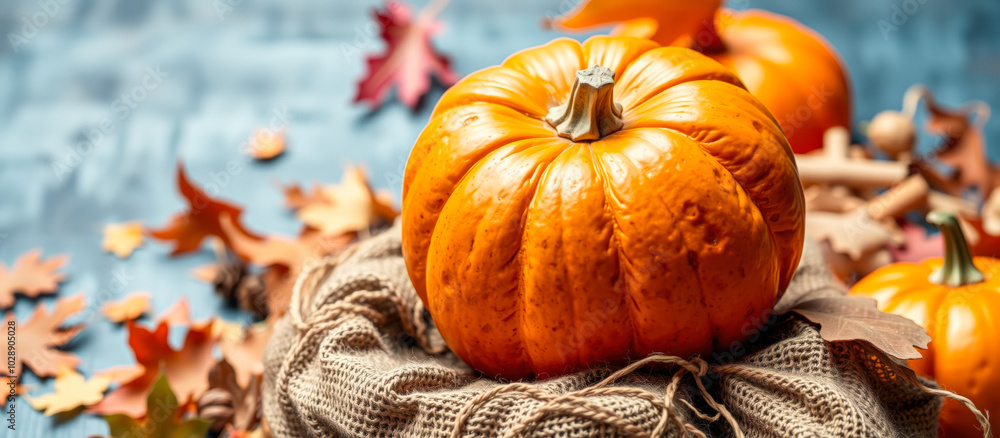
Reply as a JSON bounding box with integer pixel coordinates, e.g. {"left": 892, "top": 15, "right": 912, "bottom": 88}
{"left": 402, "top": 35, "right": 804, "bottom": 380}
{"left": 851, "top": 211, "right": 999, "bottom": 437}
{"left": 551, "top": 1, "right": 852, "bottom": 154}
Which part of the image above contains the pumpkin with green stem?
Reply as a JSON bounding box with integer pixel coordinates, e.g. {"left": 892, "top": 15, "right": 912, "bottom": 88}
{"left": 851, "top": 211, "right": 999, "bottom": 436}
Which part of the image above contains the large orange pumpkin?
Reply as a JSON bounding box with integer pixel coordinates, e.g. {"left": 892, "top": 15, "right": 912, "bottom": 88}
{"left": 851, "top": 211, "right": 999, "bottom": 436}
{"left": 402, "top": 36, "right": 805, "bottom": 380}
{"left": 551, "top": 2, "right": 852, "bottom": 154}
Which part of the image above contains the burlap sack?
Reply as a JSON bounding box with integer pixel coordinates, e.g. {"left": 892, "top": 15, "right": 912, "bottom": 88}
{"left": 262, "top": 221, "right": 947, "bottom": 437}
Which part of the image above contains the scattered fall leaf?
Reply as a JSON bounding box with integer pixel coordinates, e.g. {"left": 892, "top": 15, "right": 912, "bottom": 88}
{"left": 191, "top": 263, "right": 220, "bottom": 284}
{"left": 103, "top": 373, "right": 211, "bottom": 438}
{"left": 148, "top": 162, "right": 262, "bottom": 257}
{"left": 206, "top": 358, "right": 261, "bottom": 433}
{"left": 3, "top": 293, "right": 84, "bottom": 381}
{"left": 94, "top": 364, "right": 146, "bottom": 387}
{"left": 921, "top": 90, "right": 993, "bottom": 198}
{"left": 90, "top": 317, "right": 218, "bottom": 417}
{"left": 281, "top": 182, "right": 325, "bottom": 210}
{"left": 246, "top": 129, "right": 285, "bottom": 161}
{"left": 297, "top": 167, "right": 399, "bottom": 236}
{"left": 27, "top": 364, "right": 111, "bottom": 416}
{"left": 547, "top": 0, "right": 721, "bottom": 47}
{"left": 786, "top": 295, "right": 931, "bottom": 361}
{"left": 102, "top": 222, "right": 145, "bottom": 259}
{"left": 221, "top": 324, "right": 272, "bottom": 389}
{"left": 157, "top": 297, "right": 192, "bottom": 326}
{"left": 0, "top": 249, "right": 68, "bottom": 308}
{"left": 102, "top": 292, "right": 151, "bottom": 323}
{"left": 354, "top": 0, "right": 459, "bottom": 109}
{"left": 889, "top": 222, "right": 943, "bottom": 263}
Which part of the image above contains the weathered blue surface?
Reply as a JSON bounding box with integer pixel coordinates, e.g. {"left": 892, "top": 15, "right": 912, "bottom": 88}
{"left": 0, "top": 0, "right": 998, "bottom": 435}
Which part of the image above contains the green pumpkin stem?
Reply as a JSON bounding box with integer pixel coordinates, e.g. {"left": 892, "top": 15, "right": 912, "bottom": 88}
{"left": 927, "top": 210, "right": 985, "bottom": 287}
{"left": 546, "top": 65, "right": 623, "bottom": 142}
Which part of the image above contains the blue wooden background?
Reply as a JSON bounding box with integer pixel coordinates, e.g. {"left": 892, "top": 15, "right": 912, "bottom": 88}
{"left": 1, "top": 0, "right": 998, "bottom": 435}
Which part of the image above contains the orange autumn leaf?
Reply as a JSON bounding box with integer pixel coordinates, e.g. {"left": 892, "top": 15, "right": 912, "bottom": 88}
{"left": 94, "top": 364, "right": 146, "bottom": 386}
{"left": 102, "top": 292, "right": 151, "bottom": 323}
{"left": 281, "top": 182, "right": 326, "bottom": 210}
{"left": 191, "top": 263, "right": 221, "bottom": 284}
{"left": 0, "top": 249, "right": 68, "bottom": 308}
{"left": 89, "top": 318, "right": 218, "bottom": 417}
{"left": 149, "top": 162, "right": 262, "bottom": 257}
{"left": 4, "top": 294, "right": 84, "bottom": 381}
{"left": 157, "top": 297, "right": 192, "bottom": 326}
{"left": 26, "top": 364, "right": 111, "bottom": 416}
{"left": 296, "top": 167, "right": 399, "bottom": 235}
{"left": 102, "top": 221, "right": 144, "bottom": 259}
{"left": 547, "top": 0, "right": 721, "bottom": 48}
{"left": 220, "top": 324, "right": 272, "bottom": 388}
{"left": 246, "top": 129, "right": 285, "bottom": 161}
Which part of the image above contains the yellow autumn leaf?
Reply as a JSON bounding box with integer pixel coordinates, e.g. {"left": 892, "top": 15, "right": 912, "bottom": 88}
{"left": 102, "top": 292, "right": 151, "bottom": 323}
{"left": 27, "top": 364, "right": 111, "bottom": 416}
{"left": 297, "top": 167, "right": 398, "bottom": 235}
{"left": 102, "top": 221, "right": 144, "bottom": 258}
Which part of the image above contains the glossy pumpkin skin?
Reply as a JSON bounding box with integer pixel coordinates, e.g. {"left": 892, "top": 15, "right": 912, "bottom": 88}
{"left": 553, "top": 5, "right": 852, "bottom": 154}
{"left": 851, "top": 254, "right": 1000, "bottom": 436}
{"left": 692, "top": 10, "right": 851, "bottom": 154}
{"left": 402, "top": 36, "right": 805, "bottom": 380}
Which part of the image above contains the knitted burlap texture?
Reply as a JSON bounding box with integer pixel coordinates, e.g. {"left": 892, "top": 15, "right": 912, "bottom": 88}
{"left": 262, "top": 221, "right": 954, "bottom": 437}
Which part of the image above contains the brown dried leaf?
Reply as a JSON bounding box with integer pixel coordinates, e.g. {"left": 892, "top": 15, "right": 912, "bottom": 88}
{"left": 221, "top": 324, "right": 272, "bottom": 388}
{"left": 786, "top": 295, "right": 931, "bottom": 361}
{"left": 296, "top": 167, "right": 399, "bottom": 236}
{"left": 0, "top": 249, "right": 68, "bottom": 308}
{"left": 208, "top": 358, "right": 262, "bottom": 432}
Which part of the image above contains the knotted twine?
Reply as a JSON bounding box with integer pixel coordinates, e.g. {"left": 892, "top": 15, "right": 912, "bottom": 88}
{"left": 263, "top": 221, "right": 974, "bottom": 437}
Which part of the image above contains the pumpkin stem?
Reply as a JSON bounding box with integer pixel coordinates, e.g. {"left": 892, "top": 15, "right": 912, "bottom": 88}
{"left": 546, "top": 65, "right": 623, "bottom": 142}
{"left": 927, "top": 210, "right": 985, "bottom": 287}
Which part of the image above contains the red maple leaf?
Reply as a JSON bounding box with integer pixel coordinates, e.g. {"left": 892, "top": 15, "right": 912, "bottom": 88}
{"left": 354, "top": 0, "right": 459, "bottom": 109}
{"left": 149, "top": 162, "right": 261, "bottom": 257}
{"left": 88, "top": 319, "right": 218, "bottom": 418}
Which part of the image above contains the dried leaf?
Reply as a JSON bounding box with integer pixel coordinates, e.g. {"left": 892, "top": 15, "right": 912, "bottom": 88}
{"left": 27, "top": 364, "right": 110, "bottom": 416}
{"left": 786, "top": 295, "right": 931, "bottom": 361}
{"left": 102, "top": 292, "right": 151, "bottom": 323}
{"left": 89, "top": 318, "right": 218, "bottom": 417}
{"left": 208, "top": 358, "right": 261, "bottom": 432}
{"left": 920, "top": 89, "right": 993, "bottom": 198}
{"left": 149, "top": 162, "right": 262, "bottom": 257}
{"left": 156, "top": 297, "right": 192, "bottom": 326}
{"left": 354, "top": 0, "right": 459, "bottom": 109}
{"left": 3, "top": 294, "right": 84, "bottom": 381}
{"left": 221, "top": 324, "right": 271, "bottom": 389}
{"left": 191, "top": 263, "right": 220, "bottom": 284}
{"left": 548, "top": 0, "right": 721, "bottom": 47}
{"left": 0, "top": 249, "right": 68, "bottom": 308}
{"left": 246, "top": 129, "right": 285, "bottom": 161}
{"left": 94, "top": 364, "right": 146, "bottom": 386}
{"left": 281, "top": 182, "right": 325, "bottom": 210}
{"left": 297, "top": 167, "right": 399, "bottom": 236}
{"left": 103, "top": 373, "right": 211, "bottom": 438}
{"left": 102, "top": 221, "right": 145, "bottom": 259}
{"left": 888, "top": 222, "right": 943, "bottom": 263}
